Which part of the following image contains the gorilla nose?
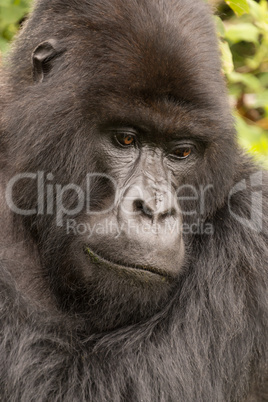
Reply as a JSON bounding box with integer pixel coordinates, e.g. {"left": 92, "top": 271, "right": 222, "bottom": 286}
{"left": 133, "top": 198, "right": 177, "bottom": 222}
{"left": 119, "top": 183, "right": 182, "bottom": 250}
{"left": 120, "top": 183, "right": 180, "bottom": 225}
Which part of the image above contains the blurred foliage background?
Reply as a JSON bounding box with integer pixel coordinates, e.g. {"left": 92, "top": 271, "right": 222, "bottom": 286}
{"left": 0, "top": 0, "right": 267, "bottom": 167}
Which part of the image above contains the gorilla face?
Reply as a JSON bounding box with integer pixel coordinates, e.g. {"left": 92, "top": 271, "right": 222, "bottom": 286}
{"left": 42, "top": 109, "right": 189, "bottom": 330}
{"left": 84, "top": 126, "right": 186, "bottom": 273}
{"left": 4, "top": 0, "right": 236, "bottom": 330}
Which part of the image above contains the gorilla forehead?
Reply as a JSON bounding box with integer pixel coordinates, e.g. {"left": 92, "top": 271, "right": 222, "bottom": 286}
{"left": 66, "top": 1, "right": 222, "bottom": 103}
{"left": 16, "top": 0, "right": 223, "bottom": 100}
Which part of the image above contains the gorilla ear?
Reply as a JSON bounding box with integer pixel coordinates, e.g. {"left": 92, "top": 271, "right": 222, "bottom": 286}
{"left": 32, "top": 39, "right": 65, "bottom": 83}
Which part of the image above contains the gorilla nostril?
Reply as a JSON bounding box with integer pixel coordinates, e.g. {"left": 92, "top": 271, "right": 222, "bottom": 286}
{"left": 160, "top": 208, "right": 177, "bottom": 221}
{"left": 133, "top": 199, "right": 153, "bottom": 217}
{"left": 133, "top": 200, "right": 177, "bottom": 221}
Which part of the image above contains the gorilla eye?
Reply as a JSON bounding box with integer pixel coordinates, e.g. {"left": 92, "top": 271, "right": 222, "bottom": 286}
{"left": 115, "top": 132, "right": 136, "bottom": 147}
{"left": 171, "top": 146, "right": 192, "bottom": 159}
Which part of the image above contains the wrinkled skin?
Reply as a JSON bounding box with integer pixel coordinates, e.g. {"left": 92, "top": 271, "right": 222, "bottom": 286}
{"left": 0, "top": 0, "right": 267, "bottom": 401}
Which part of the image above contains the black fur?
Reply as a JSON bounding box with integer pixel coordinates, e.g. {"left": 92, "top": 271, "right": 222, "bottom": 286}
{"left": 0, "top": 0, "right": 267, "bottom": 401}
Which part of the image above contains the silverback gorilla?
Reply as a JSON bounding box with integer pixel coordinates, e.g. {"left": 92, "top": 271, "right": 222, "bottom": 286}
{"left": 0, "top": 0, "right": 267, "bottom": 400}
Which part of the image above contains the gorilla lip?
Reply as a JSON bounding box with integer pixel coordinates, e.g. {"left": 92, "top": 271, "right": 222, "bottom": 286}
{"left": 85, "top": 247, "right": 172, "bottom": 280}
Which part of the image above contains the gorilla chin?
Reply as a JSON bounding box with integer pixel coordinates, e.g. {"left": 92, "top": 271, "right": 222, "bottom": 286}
{"left": 68, "top": 245, "right": 179, "bottom": 332}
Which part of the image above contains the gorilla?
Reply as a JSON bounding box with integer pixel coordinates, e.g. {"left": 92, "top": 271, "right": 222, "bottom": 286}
{"left": 0, "top": 0, "right": 267, "bottom": 400}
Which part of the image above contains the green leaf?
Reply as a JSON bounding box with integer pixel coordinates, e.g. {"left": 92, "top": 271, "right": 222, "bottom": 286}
{"left": 225, "top": 23, "right": 260, "bottom": 44}
{"left": 255, "top": 91, "right": 268, "bottom": 108}
{"left": 228, "top": 72, "right": 262, "bottom": 92}
{"left": 0, "top": 0, "right": 14, "bottom": 6}
{"left": 225, "top": 0, "right": 250, "bottom": 16}
{"left": 220, "top": 41, "right": 234, "bottom": 74}
{"left": 214, "top": 16, "right": 225, "bottom": 37}
{"left": 236, "top": 114, "right": 268, "bottom": 168}
{"left": 0, "top": 36, "right": 9, "bottom": 53}
{"left": 247, "top": 0, "right": 267, "bottom": 23}
{"left": 0, "top": 5, "right": 28, "bottom": 26}
{"left": 259, "top": 73, "right": 268, "bottom": 87}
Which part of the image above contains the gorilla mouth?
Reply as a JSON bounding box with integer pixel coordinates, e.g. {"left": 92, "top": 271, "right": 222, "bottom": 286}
{"left": 85, "top": 247, "right": 172, "bottom": 280}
